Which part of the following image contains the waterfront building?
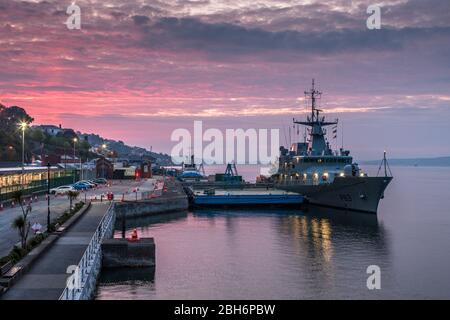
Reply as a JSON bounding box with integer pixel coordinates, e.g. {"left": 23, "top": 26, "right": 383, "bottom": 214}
{"left": 0, "top": 166, "right": 74, "bottom": 201}
{"left": 96, "top": 157, "right": 114, "bottom": 179}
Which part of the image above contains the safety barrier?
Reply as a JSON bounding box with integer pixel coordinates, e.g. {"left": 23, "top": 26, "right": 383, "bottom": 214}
{"left": 59, "top": 203, "right": 116, "bottom": 300}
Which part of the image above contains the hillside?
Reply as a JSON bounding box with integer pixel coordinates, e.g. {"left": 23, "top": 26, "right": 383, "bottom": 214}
{"left": 0, "top": 104, "right": 172, "bottom": 165}
{"left": 79, "top": 132, "right": 172, "bottom": 165}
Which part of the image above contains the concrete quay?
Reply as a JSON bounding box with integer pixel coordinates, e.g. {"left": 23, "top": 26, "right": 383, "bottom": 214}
{"left": 0, "top": 178, "right": 188, "bottom": 300}
{"left": 1, "top": 202, "right": 110, "bottom": 300}
{"left": 102, "top": 238, "right": 155, "bottom": 268}
{"left": 114, "top": 177, "right": 189, "bottom": 219}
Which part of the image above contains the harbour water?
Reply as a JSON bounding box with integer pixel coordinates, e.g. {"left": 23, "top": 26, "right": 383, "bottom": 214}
{"left": 95, "top": 166, "right": 450, "bottom": 299}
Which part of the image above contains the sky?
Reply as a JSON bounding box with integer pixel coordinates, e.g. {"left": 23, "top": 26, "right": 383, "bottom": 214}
{"left": 0, "top": 0, "right": 449, "bottom": 160}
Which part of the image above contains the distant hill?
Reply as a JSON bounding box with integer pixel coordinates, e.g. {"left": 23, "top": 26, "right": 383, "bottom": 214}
{"left": 79, "top": 132, "right": 172, "bottom": 165}
{"left": 0, "top": 103, "right": 172, "bottom": 165}
{"left": 361, "top": 156, "right": 450, "bottom": 167}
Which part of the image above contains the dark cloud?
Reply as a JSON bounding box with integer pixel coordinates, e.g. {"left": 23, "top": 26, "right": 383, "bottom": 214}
{"left": 385, "top": 0, "right": 450, "bottom": 28}
{"left": 132, "top": 15, "right": 150, "bottom": 25}
{"left": 136, "top": 17, "right": 450, "bottom": 57}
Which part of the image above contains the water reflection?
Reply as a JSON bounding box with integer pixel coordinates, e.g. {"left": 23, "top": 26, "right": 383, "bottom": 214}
{"left": 96, "top": 267, "right": 156, "bottom": 300}
{"left": 98, "top": 206, "right": 392, "bottom": 299}
{"left": 96, "top": 167, "right": 450, "bottom": 299}
{"left": 114, "top": 211, "right": 188, "bottom": 232}
{"left": 100, "top": 267, "right": 155, "bottom": 283}
{"left": 273, "top": 205, "right": 390, "bottom": 298}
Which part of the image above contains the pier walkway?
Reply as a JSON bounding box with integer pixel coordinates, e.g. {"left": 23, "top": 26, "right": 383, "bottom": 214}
{"left": 1, "top": 202, "right": 110, "bottom": 300}
{"left": 0, "top": 179, "right": 154, "bottom": 258}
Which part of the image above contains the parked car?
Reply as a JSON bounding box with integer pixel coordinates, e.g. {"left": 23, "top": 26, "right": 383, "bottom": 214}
{"left": 86, "top": 180, "right": 98, "bottom": 187}
{"left": 72, "top": 182, "right": 91, "bottom": 190}
{"left": 94, "top": 178, "right": 108, "bottom": 184}
{"left": 79, "top": 180, "right": 97, "bottom": 187}
{"left": 50, "top": 185, "right": 75, "bottom": 195}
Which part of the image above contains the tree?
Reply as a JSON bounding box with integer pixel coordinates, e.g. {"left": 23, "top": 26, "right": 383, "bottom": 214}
{"left": 67, "top": 190, "right": 79, "bottom": 211}
{"left": 0, "top": 105, "right": 34, "bottom": 162}
{"left": 0, "top": 105, "right": 33, "bottom": 135}
{"left": 11, "top": 190, "right": 31, "bottom": 249}
{"left": 30, "top": 128, "right": 46, "bottom": 143}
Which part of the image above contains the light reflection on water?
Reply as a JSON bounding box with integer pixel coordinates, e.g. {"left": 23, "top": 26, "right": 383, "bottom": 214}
{"left": 96, "top": 207, "right": 395, "bottom": 299}
{"left": 95, "top": 166, "right": 450, "bottom": 300}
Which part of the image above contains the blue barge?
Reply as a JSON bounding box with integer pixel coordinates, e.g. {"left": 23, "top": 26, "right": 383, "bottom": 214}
{"left": 189, "top": 188, "right": 304, "bottom": 207}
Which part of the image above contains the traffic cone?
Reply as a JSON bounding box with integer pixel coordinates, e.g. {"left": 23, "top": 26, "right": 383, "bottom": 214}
{"left": 129, "top": 228, "right": 139, "bottom": 242}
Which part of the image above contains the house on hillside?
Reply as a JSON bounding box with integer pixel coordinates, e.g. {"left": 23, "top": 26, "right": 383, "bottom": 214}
{"left": 35, "top": 124, "right": 63, "bottom": 136}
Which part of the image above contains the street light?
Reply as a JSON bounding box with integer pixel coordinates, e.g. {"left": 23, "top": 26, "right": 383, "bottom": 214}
{"left": 19, "top": 122, "right": 28, "bottom": 188}
{"left": 47, "top": 162, "right": 51, "bottom": 231}
{"left": 73, "top": 137, "right": 78, "bottom": 183}
{"left": 101, "top": 144, "right": 107, "bottom": 178}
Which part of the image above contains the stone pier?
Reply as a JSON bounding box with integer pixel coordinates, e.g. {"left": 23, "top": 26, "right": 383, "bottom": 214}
{"left": 102, "top": 238, "right": 155, "bottom": 268}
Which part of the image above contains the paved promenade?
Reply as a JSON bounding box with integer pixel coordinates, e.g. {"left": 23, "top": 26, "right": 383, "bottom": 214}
{"left": 0, "top": 177, "right": 169, "bottom": 300}
{"left": 1, "top": 202, "right": 110, "bottom": 300}
{"left": 0, "top": 179, "right": 154, "bottom": 257}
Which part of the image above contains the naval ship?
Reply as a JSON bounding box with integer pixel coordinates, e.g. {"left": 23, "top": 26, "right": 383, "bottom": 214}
{"left": 274, "top": 80, "right": 392, "bottom": 214}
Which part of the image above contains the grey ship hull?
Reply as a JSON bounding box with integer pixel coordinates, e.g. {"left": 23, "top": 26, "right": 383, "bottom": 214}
{"left": 276, "top": 176, "right": 392, "bottom": 214}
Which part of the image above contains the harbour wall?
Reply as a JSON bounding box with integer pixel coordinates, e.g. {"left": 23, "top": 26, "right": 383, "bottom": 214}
{"left": 63, "top": 182, "right": 188, "bottom": 300}
{"left": 102, "top": 238, "right": 155, "bottom": 268}
{"left": 114, "top": 195, "right": 189, "bottom": 219}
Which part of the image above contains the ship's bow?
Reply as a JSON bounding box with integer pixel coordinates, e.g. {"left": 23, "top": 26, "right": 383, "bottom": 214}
{"left": 278, "top": 176, "right": 392, "bottom": 214}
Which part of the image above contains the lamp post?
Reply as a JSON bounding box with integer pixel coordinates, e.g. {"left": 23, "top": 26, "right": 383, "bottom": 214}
{"left": 73, "top": 137, "right": 78, "bottom": 183}
{"left": 47, "top": 162, "right": 51, "bottom": 231}
{"left": 102, "top": 144, "right": 107, "bottom": 178}
{"left": 19, "top": 122, "right": 27, "bottom": 189}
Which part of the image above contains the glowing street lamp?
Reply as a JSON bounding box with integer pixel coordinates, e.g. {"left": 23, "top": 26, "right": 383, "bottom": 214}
{"left": 73, "top": 137, "right": 78, "bottom": 183}
{"left": 19, "top": 122, "right": 28, "bottom": 188}
{"left": 101, "top": 144, "right": 107, "bottom": 178}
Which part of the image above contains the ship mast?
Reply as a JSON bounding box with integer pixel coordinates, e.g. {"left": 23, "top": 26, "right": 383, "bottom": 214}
{"left": 305, "top": 79, "right": 322, "bottom": 123}
{"left": 293, "top": 80, "right": 337, "bottom": 155}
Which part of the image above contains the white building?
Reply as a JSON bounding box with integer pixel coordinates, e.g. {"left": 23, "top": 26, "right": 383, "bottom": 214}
{"left": 36, "top": 124, "right": 63, "bottom": 136}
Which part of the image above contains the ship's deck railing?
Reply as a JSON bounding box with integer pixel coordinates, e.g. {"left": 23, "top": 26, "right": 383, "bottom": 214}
{"left": 59, "top": 202, "right": 116, "bottom": 300}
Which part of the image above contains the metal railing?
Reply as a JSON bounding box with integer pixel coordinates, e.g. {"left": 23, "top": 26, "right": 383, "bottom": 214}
{"left": 59, "top": 202, "right": 116, "bottom": 300}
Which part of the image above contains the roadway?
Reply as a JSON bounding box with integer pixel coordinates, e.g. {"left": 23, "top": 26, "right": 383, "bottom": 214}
{"left": 0, "top": 179, "right": 155, "bottom": 258}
